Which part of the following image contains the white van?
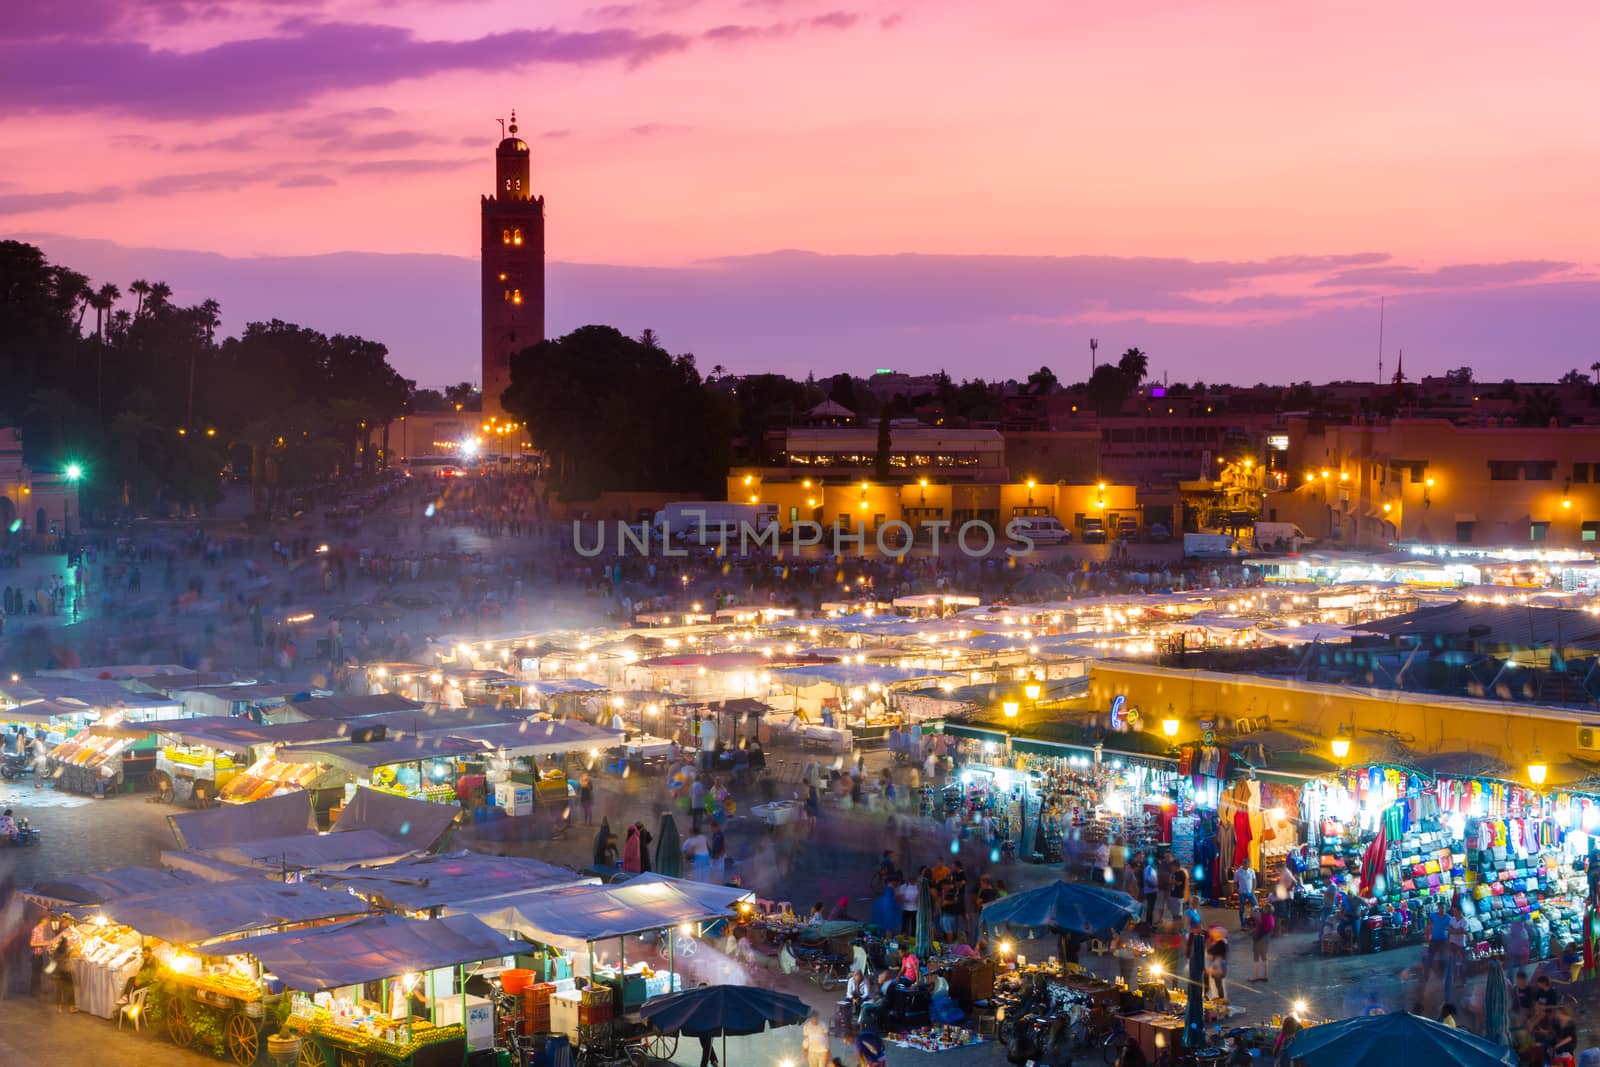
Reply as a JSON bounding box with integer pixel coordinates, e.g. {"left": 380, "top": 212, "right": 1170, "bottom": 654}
{"left": 1009, "top": 516, "right": 1072, "bottom": 544}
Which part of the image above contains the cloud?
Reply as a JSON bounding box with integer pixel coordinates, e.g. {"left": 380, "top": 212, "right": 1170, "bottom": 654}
{"left": 809, "top": 10, "right": 858, "bottom": 29}
{"left": 703, "top": 22, "right": 789, "bottom": 42}
{"left": 22, "top": 234, "right": 1600, "bottom": 388}
{"left": 1316, "top": 260, "right": 1574, "bottom": 289}
{"left": 343, "top": 157, "right": 477, "bottom": 175}
{"left": 1, "top": 22, "right": 692, "bottom": 118}
{"left": 277, "top": 174, "right": 336, "bottom": 188}
{"left": 0, "top": 190, "right": 119, "bottom": 216}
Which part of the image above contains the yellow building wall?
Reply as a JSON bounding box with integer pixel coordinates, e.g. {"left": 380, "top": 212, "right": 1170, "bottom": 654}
{"left": 1088, "top": 661, "right": 1588, "bottom": 783}
{"left": 726, "top": 472, "right": 1137, "bottom": 531}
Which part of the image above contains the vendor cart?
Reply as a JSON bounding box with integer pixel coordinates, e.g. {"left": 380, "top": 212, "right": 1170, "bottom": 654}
{"left": 159, "top": 969, "right": 274, "bottom": 1067}
{"left": 285, "top": 1012, "right": 466, "bottom": 1067}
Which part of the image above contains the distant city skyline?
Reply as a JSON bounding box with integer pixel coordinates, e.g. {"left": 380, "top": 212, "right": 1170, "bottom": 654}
{"left": 6, "top": 1, "right": 1598, "bottom": 385}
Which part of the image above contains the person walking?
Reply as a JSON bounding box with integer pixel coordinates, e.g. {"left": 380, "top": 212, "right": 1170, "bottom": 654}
{"left": 578, "top": 772, "right": 594, "bottom": 825}
{"left": 1142, "top": 854, "right": 1160, "bottom": 927}
{"left": 803, "top": 1012, "right": 831, "bottom": 1067}
{"left": 897, "top": 873, "right": 920, "bottom": 936}
{"left": 1249, "top": 902, "right": 1274, "bottom": 983}
{"left": 1233, "top": 862, "right": 1256, "bottom": 929}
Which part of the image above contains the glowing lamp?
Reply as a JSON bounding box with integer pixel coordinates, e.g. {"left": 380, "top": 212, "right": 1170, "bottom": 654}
{"left": 1161, "top": 717, "right": 1180, "bottom": 738}
{"left": 1002, "top": 701, "right": 1019, "bottom": 718}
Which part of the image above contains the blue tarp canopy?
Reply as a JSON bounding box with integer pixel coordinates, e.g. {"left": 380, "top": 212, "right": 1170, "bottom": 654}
{"left": 330, "top": 786, "right": 460, "bottom": 850}
{"left": 26, "top": 865, "right": 203, "bottom": 906}
{"left": 275, "top": 733, "right": 495, "bottom": 775}
{"left": 326, "top": 851, "right": 590, "bottom": 911}
{"left": 178, "top": 829, "right": 424, "bottom": 873}
{"left": 168, "top": 790, "right": 316, "bottom": 851}
{"left": 1287, "top": 1012, "right": 1515, "bottom": 1067}
{"left": 85, "top": 878, "right": 369, "bottom": 946}
{"left": 136, "top": 706, "right": 528, "bottom": 752}
{"left": 980, "top": 880, "right": 1142, "bottom": 938}
{"left": 773, "top": 663, "right": 950, "bottom": 688}
{"left": 455, "top": 873, "right": 753, "bottom": 954}
{"left": 207, "top": 914, "right": 530, "bottom": 991}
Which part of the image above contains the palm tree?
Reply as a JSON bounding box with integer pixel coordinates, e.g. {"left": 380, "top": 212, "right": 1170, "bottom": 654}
{"left": 129, "top": 279, "right": 151, "bottom": 318}
{"left": 1117, "top": 347, "right": 1149, "bottom": 385}
{"left": 92, "top": 282, "right": 120, "bottom": 340}
{"left": 147, "top": 281, "right": 173, "bottom": 313}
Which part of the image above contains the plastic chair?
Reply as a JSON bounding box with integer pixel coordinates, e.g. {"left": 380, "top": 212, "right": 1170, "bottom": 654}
{"left": 119, "top": 986, "right": 149, "bottom": 1031}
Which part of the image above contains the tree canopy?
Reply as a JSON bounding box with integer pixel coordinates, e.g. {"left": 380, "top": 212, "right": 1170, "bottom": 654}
{"left": 502, "top": 325, "right": 731, "bottom": 498}
{"left": 0, "top": 239, "right": 416, "bottom": 519}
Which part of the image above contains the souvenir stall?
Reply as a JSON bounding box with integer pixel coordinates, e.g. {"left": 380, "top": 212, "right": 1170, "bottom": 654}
{"left": 1008, "top": 739, "right": 1204, "bottom": 875}
{"left": 205, "top": 914, "right": 529, "bottom": 1067}
{"left": 1298, "top": 765, "right": 1597, "bottom": 958}
{"left": 453, "top": 873, "right": 753, "bottom": 1054}
{"left": 47, "top": 876, "right": 372, "bottom": 1062}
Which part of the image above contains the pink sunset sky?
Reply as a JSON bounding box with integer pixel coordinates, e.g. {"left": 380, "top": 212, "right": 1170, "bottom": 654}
{"left": 4, "top": 0, "right": 1598, "bottom": 386}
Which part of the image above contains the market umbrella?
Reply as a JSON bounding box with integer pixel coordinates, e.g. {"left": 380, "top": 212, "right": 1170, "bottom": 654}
{"left": 915, "top": 878, "right": 935, "bottom": 959}
{"left": 656, "top": 813, "right": 683, "bottom": 878}
{"left": 639, "top": 983, "right": 809, "bottom": 1067}
{"left": 1483, "top": 958, "right": 1511, "bottom": 1050}
{"left": 980, "top": 879, "right": 1142, "bottom": 939}
{"left": 1286, "top": 1012, "right": 1515, "bottom": 1067}
{"left": 593, "top": 817, "right": 614, "bottom": 868}
{"left": 1183, "top": 928, "right": 1205, "bottom": 1047}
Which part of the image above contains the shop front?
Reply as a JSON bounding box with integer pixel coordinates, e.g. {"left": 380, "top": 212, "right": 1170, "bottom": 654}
{"left": 1298, "top": 763, "right": 1596, "bottom": 960}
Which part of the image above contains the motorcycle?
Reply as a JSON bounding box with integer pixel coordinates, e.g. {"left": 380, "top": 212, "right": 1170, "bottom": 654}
{"left": 0, "top": 751, "right": 30, "bottom": 780}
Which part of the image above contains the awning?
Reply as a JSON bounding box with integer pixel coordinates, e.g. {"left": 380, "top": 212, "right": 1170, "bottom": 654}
{"left": 168, "top": 790, "right": 316, "bottom": 851}
{"left": 207, "top": 914, "right": 530, "bottom": 991}
{"left": 455, "top": 873, "right": 752, "bottom": 954}
{"left": 773, "top": 663, "right": 950, "bottom": 688}
{"left": 329, "top": 787, "right": 461, "bottom": 852}
{"left": 88, "top": 878, "right": 369, "bottom": 946}
{"left": 27, "top": 865, "right": 204, "bottom": 907}
{"left": 324, "top": 851, "right": 591, "bottom": 911}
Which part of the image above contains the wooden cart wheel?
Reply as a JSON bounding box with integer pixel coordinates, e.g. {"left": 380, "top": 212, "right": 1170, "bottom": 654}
{"left": 644, "top": 1032, "right": 678, "bottom": 1059}
{"left": 167, "top": 996, "right": 195, "bottom": 1046}
{"left": 226, "top": 1013, "right": 260, "bottom": 1066}
{"left": 297, "top": 1039, "right": 328, "bottom": 1067}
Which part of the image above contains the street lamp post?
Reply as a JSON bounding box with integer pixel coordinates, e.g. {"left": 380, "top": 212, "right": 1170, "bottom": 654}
{"left": 63, "top": 462, "right": 83, "bottom": 538}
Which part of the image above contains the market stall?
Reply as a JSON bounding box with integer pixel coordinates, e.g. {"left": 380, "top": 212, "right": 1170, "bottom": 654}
{"left": 452, "top": 873, "right": 753, "bottom": 1050}
{"left": 204, "top": 913, "right": 530, "bottom": 1067}
{"left": 1299, "top": 763, "right": 1596, "bottom": 959}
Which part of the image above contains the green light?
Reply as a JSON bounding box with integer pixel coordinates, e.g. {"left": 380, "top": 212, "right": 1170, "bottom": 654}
{"left": 64, "top": 463, "right": 83, "bottom": 482}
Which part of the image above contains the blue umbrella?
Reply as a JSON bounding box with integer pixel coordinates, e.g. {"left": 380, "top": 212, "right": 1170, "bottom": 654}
{"left": 980, "top": 879, "right": 1142, "bottom": 939}
{"left": 640, "top": 983, "right": 810, "bottom": 1066}
{"left": 1287, "top": 1012, "right": 1515, "bottom": 1067}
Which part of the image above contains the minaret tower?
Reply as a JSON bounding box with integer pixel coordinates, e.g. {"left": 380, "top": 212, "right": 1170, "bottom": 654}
{"left": 480, "top": 110, "right": 545, "bottom": 423}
